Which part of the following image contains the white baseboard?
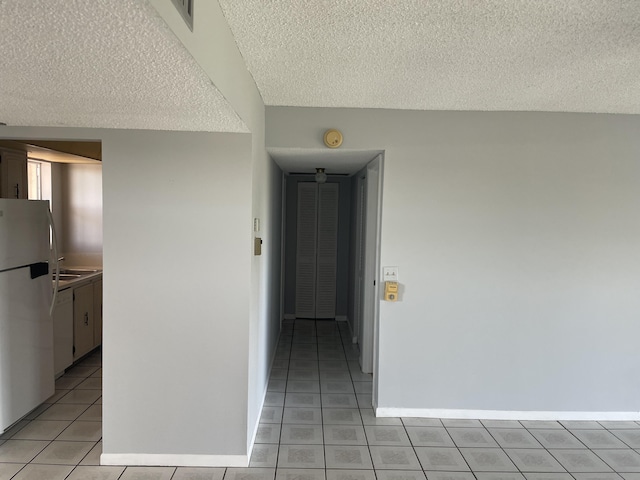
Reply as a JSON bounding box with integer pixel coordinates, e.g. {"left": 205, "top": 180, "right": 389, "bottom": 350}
{"left": 285, "top": 314, "right": 350, "bottom": 322}
{"left": 100, "top": 453, "right": 248, "bottom": 467}
{"left": 375, "top": 407, "right": 640, "bottom": 421}
{"left": 338, "top": 316, "right": 357, "bottom": 344}
{"left": 246, "top": 349, "right": 276, "bottom": 458}
{"left": 247, "top": 397, "right": 263, "bottom": 462}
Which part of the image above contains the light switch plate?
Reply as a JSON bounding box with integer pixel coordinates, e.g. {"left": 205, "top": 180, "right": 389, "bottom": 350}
{"left": 383, "top": 266, "right": 399, "bottom": 282}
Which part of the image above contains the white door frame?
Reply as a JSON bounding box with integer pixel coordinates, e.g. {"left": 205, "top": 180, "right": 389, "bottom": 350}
{"left": 352, "top": 177, "right": 366, "bottom": 344}
{"left": 359, "top": 154, "right": 383, "bottom": 380}
{"left": 279, "top": 172, "right": 287, "bottom": 327}
{"left": 277, "top": 152, "right": 384, "bottom": 406}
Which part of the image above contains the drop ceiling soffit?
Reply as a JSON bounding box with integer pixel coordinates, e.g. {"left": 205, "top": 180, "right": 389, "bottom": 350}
{"left": 0, "top": 0, "right": 248, "bottom": 132}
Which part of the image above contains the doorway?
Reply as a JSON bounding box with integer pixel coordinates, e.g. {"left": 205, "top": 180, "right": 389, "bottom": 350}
{"left": 274, "top": 150, "right": 384, "bottom": 389}
{"left": 353, "top": 155, "right": 382, "bottom": 375}
{"left": 283, "top": 175, "right": 351, "bottom": 321}
{"left": 294, "top": 181, "right": 340, "bottom": 319}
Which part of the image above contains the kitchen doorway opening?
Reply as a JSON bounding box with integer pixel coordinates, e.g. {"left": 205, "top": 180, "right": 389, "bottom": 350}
{"left": 0, "top": 137, "right": 104, "bottom": 457}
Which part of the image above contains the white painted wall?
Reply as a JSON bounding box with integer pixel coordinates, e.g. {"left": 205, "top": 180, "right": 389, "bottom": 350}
{"left": 267, "top": 108, "right": 640, "bottom": 418}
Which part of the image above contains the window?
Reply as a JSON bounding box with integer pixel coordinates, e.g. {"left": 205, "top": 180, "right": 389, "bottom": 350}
{"left": 27, "top": 159, "right": 52, "bottom": 202}
{"left": 27, "top": 160, "right": 41, "bottom": 200}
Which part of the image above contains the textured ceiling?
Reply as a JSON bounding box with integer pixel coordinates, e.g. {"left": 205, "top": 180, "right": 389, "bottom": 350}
{"left": 218, "top": 0, "right": 640, "bottom": 114}
{"left": 0, "top": 0, "right": 247, "bottom": 132}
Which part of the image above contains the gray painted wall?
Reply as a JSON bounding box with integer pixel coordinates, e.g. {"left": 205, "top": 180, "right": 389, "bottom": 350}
{"left": 283, "top": 175, "right": 351, "bottom": 318}
{"left": 247, "top": 151, "right": 282, "bottom": 449}
{"left": 152, "top": 0, "right": 282, "bottom": 453}
{"left": 102, "top": 130, "right": 253, "bottom": 456}
{"left": 346, "top": 174, "right": 359, "bottom": 338}
{"left": 268, "top": 107, "right": 640, "bottom": 415}
{"left": 346, "top": 169, "right": 368, "bottom": 344}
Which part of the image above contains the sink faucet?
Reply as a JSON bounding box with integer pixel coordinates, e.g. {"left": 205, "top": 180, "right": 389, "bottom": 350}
{"left": 55, "top": 256, "right": 65, "bottom": 273}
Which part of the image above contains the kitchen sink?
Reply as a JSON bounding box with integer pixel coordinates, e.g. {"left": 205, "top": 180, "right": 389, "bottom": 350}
{"left": 54, "top": 273, "right": 82, "bottom": 280}
{"left": 58, "top": 268, "right": 100, "bottom": 275}
{"left": 53, "top": 268, "right": 101, "bottom": 284}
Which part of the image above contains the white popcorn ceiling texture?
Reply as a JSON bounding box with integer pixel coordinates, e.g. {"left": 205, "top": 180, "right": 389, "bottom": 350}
{"left": 218, "top": 0, "right": 640, "bottom": 114}
{"left": 0, "top": 0, "right": 247, "bottom": 132}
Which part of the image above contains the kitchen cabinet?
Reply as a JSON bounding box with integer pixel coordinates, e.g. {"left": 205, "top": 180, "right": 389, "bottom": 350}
{"left": 54, "top": 273, "right": 103, "bottom": 370}
{"left": 73, "top": 283, "right": 95, "bottom": 360}
{"left": 53, "top": 289, "right": 74, "bottom": 378}
{"left": 0, "top": 148, "right": 28, "bottom": 199}
{"left": 93, "top": 279, "right": 103, "bottom": 347}
{"left": 71, "top": 275, "right": 103, "bottom": 361}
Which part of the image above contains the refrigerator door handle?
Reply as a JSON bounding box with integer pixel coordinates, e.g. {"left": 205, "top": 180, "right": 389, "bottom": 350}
{"left": 30, "top": 262, "right": 49, "bottom": 279}
{"left": 48, "top": 208, "right": 60, "bottom": 317}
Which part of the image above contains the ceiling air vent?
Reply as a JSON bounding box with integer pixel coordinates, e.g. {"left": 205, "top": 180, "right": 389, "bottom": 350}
{"left": 172, "top": 0, "right": 194, "bottom": 30}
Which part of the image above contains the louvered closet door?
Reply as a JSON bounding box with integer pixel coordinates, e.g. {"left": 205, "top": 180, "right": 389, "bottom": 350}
{"left": 295, "top": 182, "right": 339, "bottom": 319}
{"left": 315, "top": 183, "right": 339, "bottom": 318}
{"left": 295, "top": 183, "right": 318, "bottom": 318}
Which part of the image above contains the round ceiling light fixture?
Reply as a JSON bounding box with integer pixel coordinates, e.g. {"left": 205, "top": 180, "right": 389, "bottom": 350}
{"left": 315, "top": 168, "right": 327, "bottom": 184}
{"left": 323, "top": 129, "right": 343, "bottom": 148}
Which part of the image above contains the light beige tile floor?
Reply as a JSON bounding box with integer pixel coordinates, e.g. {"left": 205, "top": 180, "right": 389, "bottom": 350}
{"left": 2, "top": 320, "right": 640, "bottom": 479}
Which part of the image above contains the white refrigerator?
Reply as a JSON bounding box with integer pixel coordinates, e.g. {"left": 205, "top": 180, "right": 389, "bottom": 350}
{"left": 0, "top": 199, "right": 55, "bottom": 434}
